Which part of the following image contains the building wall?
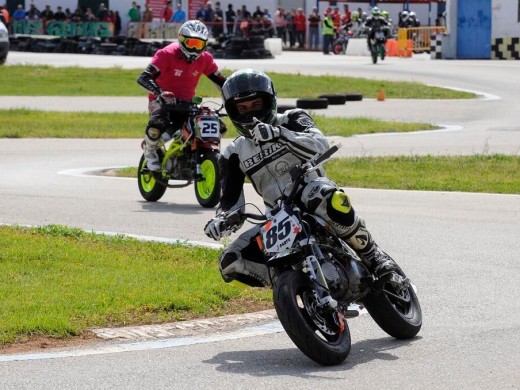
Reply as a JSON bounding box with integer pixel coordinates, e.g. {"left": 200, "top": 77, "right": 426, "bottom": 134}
{"left": 492, "top": 0, "right": 520, "bottom": 38}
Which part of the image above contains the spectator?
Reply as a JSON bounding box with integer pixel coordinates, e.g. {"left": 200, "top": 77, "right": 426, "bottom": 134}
{"left": 232, "top": 9, "right": 242, "bottom": 36}
{"left": 171, "top": 3, "right": 186, "bottom": 37}
{"left": 294, "top": 8, "right": 306, "bottom": 49}
{"left": 240, "top": 5, "right": 251, "bottom": 19}
{"left": 252, "top": 5, "right": 263, "bottom": 19}
{"left": 249, "top": 15, "right": 264, "bottom": 37}
{"left": 308, "top": 7, "right": 321, "bottom": 50}
{"left": 239, "top": 14, "right": 251, "bottom": 38}
{"left": 96, "top": 3, "right": 108, "bottom": 21}
{"left": 274, "top": 8, "right": 286, "bottom": 46}
{"left": 40, "top": 5, "right": 54, "bottom": 21}
{"left": 70, "top": 7, "right": 82, "bottom": 22}
{"left": 322, "top": 11, "right": 334, "bottom": 54}
{"left": 114, "top": 11, "right": 122, "bottom": 35}
{"left": 143, "top": 5, "right": 153, "bottom": 22}
{"left": 225, "top": 4, "right": 235, "bottom": 35}
{"left": 212, "top": 2, "right": 224, "bottom": 37}
{"left": 12, "top": 4, "right": 26, "bottom": 21}
{"left": 128, "top": 1, "right": 140, "bottom": 22}
{"left": 163, "top": 1, "right": 173, "bottom": 23}
{"left": 54, "top": 6, "right": 66, "bottom": 22}
{"left": 285, "top": 9, "right": 296, "bottom": 48}
{"left": 27, "top": 4, "right": 41, "bottom": 20}
{"left": 343, "top": 4, "right": 351, "bottom": 24}
{"left": 83, "top": 7, "right": 97, "bottom": 22}
{"left": 262, "top": 14, "right": 274, "bottom": 38}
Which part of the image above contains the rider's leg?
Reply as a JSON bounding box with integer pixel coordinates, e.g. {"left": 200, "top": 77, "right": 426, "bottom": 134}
{"left": 218, "top": 225, "right": 272, "bottom": 287}
{"left": 301, "top": 179, "right": 397, "bottom": 277}
{"left": 144, "top": 102, "right": 168, "bottom": 171}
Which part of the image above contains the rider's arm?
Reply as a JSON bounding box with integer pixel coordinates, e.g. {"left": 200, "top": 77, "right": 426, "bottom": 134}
{"left": 136, "top": 64, "right": 163, "bottom": 95}
{"left": 276, "top": 109, "right": 330, "bottom": 161}
{"left": 206, "top": 70, "right": 227, "bottom": 89}
{"left": 219, "top": 150, "right": 246, "bottom": 212}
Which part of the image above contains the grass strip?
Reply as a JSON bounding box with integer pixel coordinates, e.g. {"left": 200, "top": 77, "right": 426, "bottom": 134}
{"left": 0, "top": 65, "right": 475, "bottom": 99}
{"left": 0, "top": 225, "right": 271, "bottom": 346}
{"left": 0, "top": 109, "right": 437, "bottom": 139}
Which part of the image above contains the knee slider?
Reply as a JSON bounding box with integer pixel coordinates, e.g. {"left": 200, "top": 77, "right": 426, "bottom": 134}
{"left": 146, "top": 126, "right": 162, "bottom": 141}
{"left": 326, "top": 190, "right": 356, "bottom": 227}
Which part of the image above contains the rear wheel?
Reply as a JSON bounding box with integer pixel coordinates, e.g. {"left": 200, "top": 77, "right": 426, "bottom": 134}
{"left": 363, "top": 267, "right": 422, "bottom": 339}
{"left": 137, "top": 153, "right": 167, "bottom": 202}
{"left": 274, "top": 270, "right": 351, "bottom": 366}
{"left": 194, "top": 151, "right": 221, "bottom": 208}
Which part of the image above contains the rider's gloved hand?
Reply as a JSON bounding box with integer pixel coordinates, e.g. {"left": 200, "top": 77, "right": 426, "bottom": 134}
{"left": 204, "top": 214, "right": 228, "bottom": 241}
{"left": 251, "top": 118, "right": 280, "bottom": 146}
{"left": 159, "top": 91, "right": 176, "bottom": 105}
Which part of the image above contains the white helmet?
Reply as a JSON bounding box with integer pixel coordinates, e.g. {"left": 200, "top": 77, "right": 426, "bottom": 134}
{"left": 178, "top": 20, "right": 209, "bottom": 62}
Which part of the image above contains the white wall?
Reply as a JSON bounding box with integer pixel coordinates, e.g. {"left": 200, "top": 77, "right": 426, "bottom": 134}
{"left": 492, "top": 0, "right": 520, "bottom": 38}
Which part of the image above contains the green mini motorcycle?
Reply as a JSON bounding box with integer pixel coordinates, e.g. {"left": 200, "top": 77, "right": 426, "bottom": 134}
{"left": 138, "top": 97, "right": 225, "bottom": 208}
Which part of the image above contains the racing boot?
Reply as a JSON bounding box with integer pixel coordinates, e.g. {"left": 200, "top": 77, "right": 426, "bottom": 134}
{"left": 143, "top": 132, "right": 161, "bottom": 171}
{"left": 342, "top": 218, "right": 397, "bottom": 278}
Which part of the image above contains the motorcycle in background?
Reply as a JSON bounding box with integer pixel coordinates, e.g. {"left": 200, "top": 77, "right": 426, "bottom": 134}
{"left": 137, "top": 96, "right": 225, "bottom": 208}
{"left": 370, "top": 27, "right": 387, "bottom": 64}
{"left": 219, "top": 145, "right": 422, "bottom": 365}
{"left": 333, "top": 29, "right": 353, "bottom": 55}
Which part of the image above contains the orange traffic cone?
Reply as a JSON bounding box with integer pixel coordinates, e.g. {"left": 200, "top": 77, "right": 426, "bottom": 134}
{"left": 376, "top": 88, "right": 385, "bottom": 101}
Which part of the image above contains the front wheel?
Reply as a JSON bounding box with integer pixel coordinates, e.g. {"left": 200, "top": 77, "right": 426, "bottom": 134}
{"left": 371, "top": 47, "right": 378, "bottom": 64}
{"left": 363, "top": 266, "right": 422, "bottom": 339}
{"left": 137, "top": 153, "right": 167, "bottom": 202}
{"left": 332, "top": 43, "right": 342, "bottom": 55}
{"left": 273, "top": 270, "right": 351, "bottom": 366}
{"left": 194, "top": 151, "right": 221, "bottom": 208}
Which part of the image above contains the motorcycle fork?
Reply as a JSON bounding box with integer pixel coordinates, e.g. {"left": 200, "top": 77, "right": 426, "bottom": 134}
{"left": 301, "top": 240, "right": 338, "bottom": 310}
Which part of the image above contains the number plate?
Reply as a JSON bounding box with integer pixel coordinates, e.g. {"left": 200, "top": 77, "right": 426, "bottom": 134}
{"left": 261, "top": 209, "right": 302, "bottom": 253}
{"left": 196, "top": 116, "right": 220, "bottom": 139}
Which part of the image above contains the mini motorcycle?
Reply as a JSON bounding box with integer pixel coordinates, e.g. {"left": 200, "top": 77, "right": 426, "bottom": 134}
{"left": 220, "top": 145, "right": 422, "bottom": 365}
{"left": 137, "top": 96, "right": 225, "bottom": 208}
{"left": 333, "top": 29, "right": 353, "bottom": 55}
{"left": 370, "top": 28, "right": 387, "bottom": 64}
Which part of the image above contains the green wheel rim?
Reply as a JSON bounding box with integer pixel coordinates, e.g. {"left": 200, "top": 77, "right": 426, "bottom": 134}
{"left": 139, "top": 160, "right": 157, "bottom": 192}
{"left": 196, "top": 158, "right": 217, "bottom": 200}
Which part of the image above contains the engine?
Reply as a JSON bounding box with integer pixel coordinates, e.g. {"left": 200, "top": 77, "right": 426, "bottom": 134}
{"left": 321, "top": 257, "right": 350, "bottom": 301}
{"left": 165, "top": 153, "right": 194, "bottom": 180}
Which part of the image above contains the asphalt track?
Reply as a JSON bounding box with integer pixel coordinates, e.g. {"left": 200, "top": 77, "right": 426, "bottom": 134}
{"left": 0, "top": 51, "right": 519, "bottom": 389}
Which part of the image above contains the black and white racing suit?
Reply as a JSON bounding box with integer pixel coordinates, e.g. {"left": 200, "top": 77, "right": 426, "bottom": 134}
{"left": 216, "top": 109, "right": 378, "bottom": 287}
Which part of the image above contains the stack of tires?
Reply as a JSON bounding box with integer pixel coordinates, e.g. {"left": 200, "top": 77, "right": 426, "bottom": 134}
{"left": 210, "top": 36, "right": 274, "bottom": 60}
{"left": 277, "top": 93, "right": 363, "bottom": 113}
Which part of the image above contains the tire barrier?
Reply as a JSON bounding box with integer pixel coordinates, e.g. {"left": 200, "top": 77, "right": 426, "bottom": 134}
{"left": 208, "top": 35, "right": 274, "bottom": 60}
{"left": 344, "top": 93, "right": 363, "bottom": 101}
{"left": 296, "top": 98, "right": 329, "bottom": 110}
{"left": 318, "top": 94, "right": 347, "bottom": 105}
{"left": 7, "top": 34, "right": 274, "bottom": 59}
{"left": 277, "top": 104, "right": 297, "bottom": 113}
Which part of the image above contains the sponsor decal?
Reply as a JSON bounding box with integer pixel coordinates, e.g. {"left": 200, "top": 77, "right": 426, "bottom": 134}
{"left": 174, "top": 69, "right": 183, "bottom": 77}
{"left": 243, "top": 143, "right": 284, "bottom": 169}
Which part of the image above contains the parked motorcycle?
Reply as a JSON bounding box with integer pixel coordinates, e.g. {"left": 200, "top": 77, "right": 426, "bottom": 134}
{"left": 137, "top": 96, "right": 225, "bottom": 208}
{"left": 220, "top": 145, "right": 422, "bottom": 365}
{"left": 370, "top": 28, "right": 387, "bottom": 64}
{"left": 332, "top": 29, "right": 353, "bottom": 55}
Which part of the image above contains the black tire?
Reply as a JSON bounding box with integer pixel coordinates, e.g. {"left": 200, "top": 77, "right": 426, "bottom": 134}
{"left": 332, "top": 43, "right": 342, "bottom": 55}
{"left": 194, "top": 151, "right": 221, "bottom": 208}
{"left": 137, "top": 153, "right": 167, "bottom": 202}
{"left": 371, "top": 48, "right": 378, "bottom": 64}
{"left": 273, "top": 270, "right": 351, "bottom": 366}
{"left": 318, "top": 94, "right": 347, "bottom": 105}
{"left": 277, "top": 104, "right": 297, "bottom": 114}
{"left": 344, "top": 93, "right": 363, "bottom": 102}
{"left": 296, "top": 98, "right": 329, "bottom": 110}
{"left": 362, "top": 267, "right": 422, "bottom": 339}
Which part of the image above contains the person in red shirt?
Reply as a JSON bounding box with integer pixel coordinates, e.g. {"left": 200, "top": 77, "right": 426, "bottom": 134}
{"left": 293, "top": 8, "right": 306, "bottom": 49}
{"left": 163, "top": 1, "right": 173, "bottom": 22}
{"left": 136, "top": 20, "right": 227, "bottom": 171}
{"left": 331, "top": 7, "right": 341, "bottom": 39}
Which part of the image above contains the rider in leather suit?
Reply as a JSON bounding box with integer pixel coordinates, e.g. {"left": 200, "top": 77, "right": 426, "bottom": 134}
{"left": 204, "top": 69, "right": 396, "bottom": 287}
{"left": 364, "top": 7, "right": 390, "bottom": 52}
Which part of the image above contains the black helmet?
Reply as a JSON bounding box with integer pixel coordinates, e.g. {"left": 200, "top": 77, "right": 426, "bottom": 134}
{"left": 222, "top": 69, "right": 277, "bottom": 137}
